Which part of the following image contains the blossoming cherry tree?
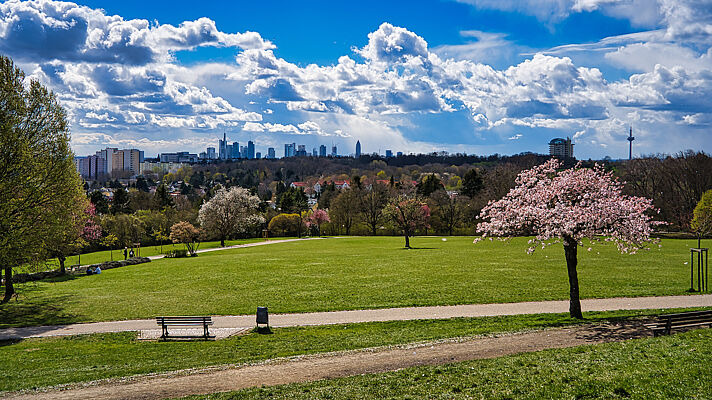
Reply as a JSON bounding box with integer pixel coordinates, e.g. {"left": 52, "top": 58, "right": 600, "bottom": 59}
{"left": 476, "top": 159, "right": 659, "bottom": 319}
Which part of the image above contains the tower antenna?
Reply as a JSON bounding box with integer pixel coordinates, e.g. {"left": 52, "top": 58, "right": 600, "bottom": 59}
{"left": 627, "top": 126, "right": 635, "bottom": 161}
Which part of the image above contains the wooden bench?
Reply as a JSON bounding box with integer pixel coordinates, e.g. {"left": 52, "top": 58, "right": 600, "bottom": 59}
{"left": 646, "top": 310, "right": 712, "bottom": 336}
{"left": 156, "top": 316, "right": 214, "bottom": 340}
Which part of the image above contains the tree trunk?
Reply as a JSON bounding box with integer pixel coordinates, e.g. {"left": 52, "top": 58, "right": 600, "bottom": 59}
{"left": 372, "top": 225, "right": 377, "bottom": 236}
{"left": 404, "top": 233, "right": 410, "bottom": 248}
{"left": 220, "top": 238, "right": 225, "bottom": 247}
{"left": 564, "top": 237, "right": 583, "bottom": 319}
{"left": 2, "top": 266, "right": 14, "bottom": 303}
{"left": 59, "top": 255, "right": 66, "bottom": 275}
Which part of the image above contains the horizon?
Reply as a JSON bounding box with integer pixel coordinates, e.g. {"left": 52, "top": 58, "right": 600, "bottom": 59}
{"left": 2, "top": 0, "right": 711, "bottom": 160}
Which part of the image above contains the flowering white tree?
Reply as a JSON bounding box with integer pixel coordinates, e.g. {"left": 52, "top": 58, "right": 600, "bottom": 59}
{"left": 476, "top": 159, "right": 660, "bottom": 319}
{"left": 198, "top": 187, "right": 264, "bottom": 247}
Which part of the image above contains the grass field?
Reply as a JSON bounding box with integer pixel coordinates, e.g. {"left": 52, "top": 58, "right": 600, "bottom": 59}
{"left": 0, "top": 236, "right": 702, "bottom": 328}
{"left": 0, "top": 309, "right": 699, "bottom": 393}
{"left": 186, "top": 328, "right": 712, "bottom": 400}
{"left": 20, "top": 238, "right": 294, "bottom": 273}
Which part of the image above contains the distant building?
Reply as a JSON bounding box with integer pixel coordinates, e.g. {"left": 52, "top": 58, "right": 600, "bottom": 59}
{"left": 207, "top": 147, "right": 216, "bottom": 159}
{"left": 74, "top": 155, "right": 107, "bottom": 179}
{"left": 284, "top": 143, "right": 296, "bottom": 158}
{"left": 231, "top": 142, "right": 240, "bottom": 159}
{"left": 312, "top": 148, "right": 318, "bottom": 157}
{"left": 385, "top": 149, "right": 393, "bottom": 158}
{"left": 111, "top": 149, "right": 143, "bottom": 175}
{"left": 256, "top": 151, "right": 261, "bottom": 159}
{"left": 159, "top": 152, "right": 198, "bottom": 163}
{"left": 331, "top": 145, "right": 337, "bottom": 157}
{"left": 296, "top": 145, "right": 307, "bottom": 157}
{"left": 549, "top": 137, "right": 574, "bottom": 158}
{"left": 247, "top": 141, "right": 255, "bottom": 159}
{"left": 267, "top": 147, "right": 276, "bottom": 159}
{"left": 355, "top": 140, "right": 361, "bottom": 157}
{"left": 396, "top": 151, "right": 403, "bottom": 157}
{"left": 319, "top": 145, "right": 327, "bottom": 157}
{"left": 219, "top": 132, "right": 227, "bottom": 160}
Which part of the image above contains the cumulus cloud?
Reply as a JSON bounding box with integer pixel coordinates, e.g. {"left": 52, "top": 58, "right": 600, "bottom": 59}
{"left": 2, "top": 0, "right": 711, "bottom": 159}
{"left": 0, "top": 0, "right": 273, "bottom": 65}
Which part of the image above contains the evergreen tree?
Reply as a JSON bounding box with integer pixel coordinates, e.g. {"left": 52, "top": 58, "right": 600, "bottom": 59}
{"left": 461, "top": 168, "right": 484, "bottom": 198}
{"left": 153, "top": 183, "right": 174, "bottom": 210}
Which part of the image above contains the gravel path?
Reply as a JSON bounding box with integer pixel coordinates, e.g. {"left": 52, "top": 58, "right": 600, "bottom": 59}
{"left": 2, "top": 294, "right": 710, "bottom": 340}
{"left": 3, "top": 319, "right": 654, "bottom": 400}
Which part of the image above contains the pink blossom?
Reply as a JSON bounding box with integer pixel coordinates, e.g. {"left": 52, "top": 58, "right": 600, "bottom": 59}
{"left": 476, "top": 159, "right": 662, "bottom": 253}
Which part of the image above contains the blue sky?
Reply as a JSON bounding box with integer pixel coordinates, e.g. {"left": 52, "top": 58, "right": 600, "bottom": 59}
{"left": 1, "top": 0, "right": 711, "bottom": 159}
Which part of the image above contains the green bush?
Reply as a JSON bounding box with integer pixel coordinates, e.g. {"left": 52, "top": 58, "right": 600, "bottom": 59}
{"left": 164, "top": 249, "right": 189, "bottom": 258}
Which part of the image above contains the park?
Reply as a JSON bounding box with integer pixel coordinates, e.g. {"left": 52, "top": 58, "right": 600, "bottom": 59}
{"left": 1, "top": 11, "right": 712, "bottom": 398}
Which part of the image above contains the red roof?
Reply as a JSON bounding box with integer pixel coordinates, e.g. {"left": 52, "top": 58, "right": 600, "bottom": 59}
{"left": 290, "top": 181, "right": 308, "bottom": 187}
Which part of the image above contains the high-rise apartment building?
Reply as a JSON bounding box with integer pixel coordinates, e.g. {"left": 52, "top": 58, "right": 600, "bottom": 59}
{"left": 549, "top": 137, "right": 574, "bottom": 158}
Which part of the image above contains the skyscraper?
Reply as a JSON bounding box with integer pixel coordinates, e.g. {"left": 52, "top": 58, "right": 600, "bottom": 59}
{"left": 232, "top": 142, "right": 240, "bottom": 158}
{"left": 331, "top": 145, "right": 337, "bottom": 157}
{"left": 207, "top": 147, "right": 216, "bottom": 159}
{"left": 319, "top": 145, "right": 327, "bottom": 157}
{"left": 219, "top": 132, "right": 227, "bottom": 160}
{"left": 247, "top": 141, "right": 255, "bottom": 159}
{"left": 267, "top": 148, "right": 276, "bottom": 159}
{"left": 385, "top": 149, "right": 393, "bottom": 158}
{"left": 284, "top": 143, "right": 296, "bottom": 158}
{"left": 256, "top": 152, "right": 261, "bottom": 159}
{"left": 355, "top": 140, "right": 361, "bottom": 157}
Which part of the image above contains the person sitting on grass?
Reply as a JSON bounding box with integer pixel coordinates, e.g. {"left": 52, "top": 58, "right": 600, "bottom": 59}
{"left": 94, "top": 266, "right": 101, "bottom": 274}
{"left": 86, "top": 267, "right": 94, "bottom": 275}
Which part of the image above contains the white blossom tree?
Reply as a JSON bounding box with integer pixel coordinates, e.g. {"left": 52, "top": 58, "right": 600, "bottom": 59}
{"left": 476, "top": 159, "right": 660, "bottom": 319}
{"left": 198, "top": 186, "right": 264, "bottom": 247}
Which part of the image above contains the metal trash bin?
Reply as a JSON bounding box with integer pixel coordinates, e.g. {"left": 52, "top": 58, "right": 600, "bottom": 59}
{"left": 257, "top": 306, "right": 269, "bottom": 326}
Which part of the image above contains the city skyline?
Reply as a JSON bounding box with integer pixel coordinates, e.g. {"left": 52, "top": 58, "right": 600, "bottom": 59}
{"left": 2, "top": 1, "right": 711, "bottom": 159}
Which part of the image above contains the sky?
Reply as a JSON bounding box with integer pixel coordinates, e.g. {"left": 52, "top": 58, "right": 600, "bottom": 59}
{"left": 1, "top": 0, "right": 711, "bottom": 159}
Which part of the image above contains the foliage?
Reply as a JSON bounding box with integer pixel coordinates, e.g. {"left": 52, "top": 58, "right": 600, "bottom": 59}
{"left": 428, "top": 190, "right": 464, "bottom": 236}
{"left": 383, "top": 196, "right": 430, "bottom": 248}
{"left": 461, "top": 168, "right": 484, "bottom": 198}
{"left": 277, "top": 186, "right": 308, "bottom": 214}
{"left": 152, "top": 183, "right": 174, "bottom": 210}
{"left": 691, "top": 189, "right": 712, "bottom": 247}
{"left": 0, "top": 55, "right": 86, "bottom": 302}
{"left": 89, "top": 191, "right": 109, "bottom": 214}
{"left": 416, "top": 174, "right": 444, "bottom": 197}
{"left": 101, "top": 214, "right": 144, "bottom": 248}
{"left": 169, "top": 221, "right": 203, "bottom": 256}
{"left": 360, "top": 182, "right": 390, "bottom": 235}
{"left": 476, "top": 159, "right": 660, "bottom": 318}
{"left": 268, "top": 213, "right": 303, "bottom": 236}
{"left": 110, "top": 187, "right": 131, "bottom": 214}
{"left": 306, "top": 209, "right": 330, "bottom": 236}
{"left": 198, "top": 186, "right": 264, "bottom": 246}
{"left": 329, "top": 189, "right": 361, "bottom": 235}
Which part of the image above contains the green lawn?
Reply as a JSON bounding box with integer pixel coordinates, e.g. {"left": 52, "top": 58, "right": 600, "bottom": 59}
{"left": 187, "top": 328, "right": 712, "bottom": 400}
{"left": 0, "top": 309, "right": 699, "bottom": 393}
{"left": 0, "top": 236, "right": 702, "bottom": 327}
{"left": 21, "top": 237, "right": 294, "bottom": 273}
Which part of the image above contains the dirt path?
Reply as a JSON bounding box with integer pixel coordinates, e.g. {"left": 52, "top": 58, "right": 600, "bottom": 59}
{"left": 2, "top": 294, "right": 710, "bottom": 340}
{"left": 3, "top": 320, "right": 652, "bottom": 400}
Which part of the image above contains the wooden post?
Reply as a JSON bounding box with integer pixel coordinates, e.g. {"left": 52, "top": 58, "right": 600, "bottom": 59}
{"left": 692, "top": 250, "right": 695, "bottom": 292}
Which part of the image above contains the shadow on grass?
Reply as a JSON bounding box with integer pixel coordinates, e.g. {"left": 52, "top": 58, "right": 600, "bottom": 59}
{"left": 400, "top": 247, "right": 437, "bottom": 250}
{"left": 0, "top": 292, "right": 83, "bottom": 329}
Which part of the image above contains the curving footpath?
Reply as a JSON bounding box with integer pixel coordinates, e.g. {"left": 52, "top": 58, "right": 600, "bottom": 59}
{"left": 2, "top": 294, "right": 711, "bottom": 341}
